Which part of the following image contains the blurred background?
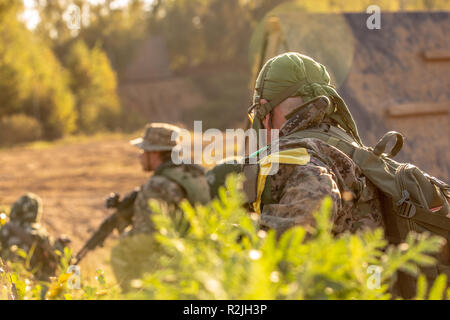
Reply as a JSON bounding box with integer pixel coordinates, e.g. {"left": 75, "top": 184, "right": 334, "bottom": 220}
{"left": 0, "top": 0, "right": 448, "bottom": 143}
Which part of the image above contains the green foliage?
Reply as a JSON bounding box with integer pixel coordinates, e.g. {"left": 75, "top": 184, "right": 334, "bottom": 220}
{"left": 149, "top": 0, "right": 284, "bottom": 71}
{"left": 1, "top": 174, "right": 449, "bottom": 300}
{"left": 44, "top": 247, "right": 120, "bottom": 300}
{"left": 0, "top": 246, "right": 120, "bottom": 300}
{"left": 36, "top": 0, "right": 150, "bottom": 76}
{"left": 64, "top": 40, "right": 121, "bottom": 133}
{"left": 122, "top": 174, "right": 448, "bottom": 300}
{"left": 110, "top": 233, "right": 164, "bottom": 292}
{"left": 0, "top": 1, "right": 132, "bottom": 142}
{"left": 0, "top": 114, "right": 42, "bottom": 146}
{"left": 1, "top": 254, "right": 46, "bottom": 300}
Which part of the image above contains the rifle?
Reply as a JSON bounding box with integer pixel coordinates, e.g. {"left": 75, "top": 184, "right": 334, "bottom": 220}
{"left": 74, "top": 188, "right": 139, "bottom": 265}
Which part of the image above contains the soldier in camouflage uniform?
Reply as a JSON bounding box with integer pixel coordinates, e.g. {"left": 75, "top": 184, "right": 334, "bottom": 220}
{"left": 129, "top": 122, "right": 211, "bottom": 234}
{"left": 111, "top": 123, "right": 211, "bottom": 290}
{"left": 0, "top": 193, "right": 71, "bottom": 281}
{"left": 243, "top": 52, "right": 384, "bottom": 236}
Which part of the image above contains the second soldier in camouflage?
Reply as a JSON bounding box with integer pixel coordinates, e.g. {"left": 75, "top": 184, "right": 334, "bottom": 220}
{"left": 110, "top": 122, "right": 210, "bottom": 290}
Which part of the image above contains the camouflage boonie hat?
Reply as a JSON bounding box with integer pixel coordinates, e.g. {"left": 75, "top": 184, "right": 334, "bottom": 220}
{"left": 130, "top": 123, "right": 181, "bottom": 152}
{"left": 10, "top": 193, "right": 43, "bottom": 223}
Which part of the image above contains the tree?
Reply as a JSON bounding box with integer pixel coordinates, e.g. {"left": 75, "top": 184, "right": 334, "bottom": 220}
{"left": 0, "top": 1, "right": 76, "bottom": 139}
{"left": 64, "top": 40, "right": 120, "bottom": 133}
{"left": 148, "top": 0, "right": 287, "bottom": 71}
{"left": 34, "top": 0, "right": 150, "bottom": 76}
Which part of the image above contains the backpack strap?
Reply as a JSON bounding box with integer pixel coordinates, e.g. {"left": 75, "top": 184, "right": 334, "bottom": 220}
{"left": 245, "top": 148, "right": 311, "bottom": 214}
{"left": 411, "top": 210, "right": 450, "bottom": 238}
{"left": 288, "top": 126, "right": 359, "bottom": 159}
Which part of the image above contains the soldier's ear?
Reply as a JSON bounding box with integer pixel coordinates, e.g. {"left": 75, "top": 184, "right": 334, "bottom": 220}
{"left": 262, "top": 113, "right": 271, "bottom": 129}
{"left": 259, "top": 99, "right": 270, "bottom": 129}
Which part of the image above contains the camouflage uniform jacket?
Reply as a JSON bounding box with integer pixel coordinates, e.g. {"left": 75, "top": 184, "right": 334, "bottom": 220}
{"left": 258, "top": 119, "right": 384, "bottom": 236}
{"left": 132, "top": 162, "right": 210, "bottom": 234}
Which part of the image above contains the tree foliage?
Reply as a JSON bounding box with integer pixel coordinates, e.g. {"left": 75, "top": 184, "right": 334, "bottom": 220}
{"left": 35, "top": 0, "right": 150, "bottom": 76}
{"left": 147, "top": 0, "right": 287, "bottom": 71}
{"left": 5, "top": 0, "right": 447, "bottom": 141}
{"left": 148, "top": 0, "right": 449, "bottom": 71}
{"left": 0, "top": 1, "right": 76, "bottom": 140}
{"left": 64, "top": 40, "right": 120, "bottom": 133}
{"left": 0, "top": 1, "right": 126, "bottom": 142}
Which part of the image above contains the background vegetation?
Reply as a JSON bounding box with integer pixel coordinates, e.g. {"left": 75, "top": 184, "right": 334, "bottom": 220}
{"left": 1, "top": 0, "right": 449, "bottom": 145}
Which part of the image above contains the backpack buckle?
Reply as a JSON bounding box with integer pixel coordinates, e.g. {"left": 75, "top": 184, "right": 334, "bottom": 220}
{"left": 373, "top": 131, "right": 404, "bottom": 158}
{"left": 396, "top": 190, "right": 417, "bottom": 218}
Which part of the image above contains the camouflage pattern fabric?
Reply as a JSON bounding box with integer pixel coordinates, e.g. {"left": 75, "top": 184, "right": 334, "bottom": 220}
{"left": 0, "top": 223, "right": 57, "bottom": 280}
{"left": 113, "top": 162, "right": 209, "bottom": 290}
{"left": 112, "top": 122, "right": 209, "bottom": 290}
{"left": 130, "top": 122, "right": 180, "bottom": 152}
{"left": 156, "top": 163, "right": 211, "bottom": 205}
{"left": 260, "top": 120, "right": 384, "bottom": 236}
{"left": 132, "top": 173, "right": 186, "bottom": 234}
{"left": 132, "top": 161, "right": 211, "bottom": 235}
{"left": 9, "top": 193, "right": 43, "bottom": 224}
{"left": 247, "top": 52, "right": 383, "bottom": 236}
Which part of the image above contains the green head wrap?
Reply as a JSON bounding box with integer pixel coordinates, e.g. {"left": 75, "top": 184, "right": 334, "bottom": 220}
{"left": 250, "top": 52, "right": 362, "bottom": 144}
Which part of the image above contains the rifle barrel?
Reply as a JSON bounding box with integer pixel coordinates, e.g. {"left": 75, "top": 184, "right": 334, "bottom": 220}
{"left": 74, "top": 189, "right": 138, "bottom": 264}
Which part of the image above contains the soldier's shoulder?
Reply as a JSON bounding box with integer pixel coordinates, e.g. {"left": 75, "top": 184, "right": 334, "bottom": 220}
{"left": 270, "top": 156, "right": 331, "bottom": 193}
{"left": 270, "top": 135, "right": 363, "bottom": 195}
{"left": 143, "top": 174, "right": 181, "bottom": 192}
{"left": 278, "top": 135, "right": 357, "bottom": 171}
{"left": 154, "top": 163, "right": 211, "bottom": 204}
{"left": 155, "top": 163, "right": 209, "bottom": 189}
{"left": 173, "top": 163, "right": 207, "bottom": 177}
{"left": 139, "top": 174, "right": 185, "bottom": 203}
{"left": 278, "top": 135, "right": 333, "bottom": 153}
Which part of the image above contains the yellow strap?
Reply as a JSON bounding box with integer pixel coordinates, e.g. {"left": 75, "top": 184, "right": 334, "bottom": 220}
{"left": 253, "top": 148, "right": 310, "bottom": 214}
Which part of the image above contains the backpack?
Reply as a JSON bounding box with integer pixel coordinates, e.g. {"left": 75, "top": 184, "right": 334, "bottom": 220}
{"left": 288, "top": 125, "right": 450, "bottom": 297}
{"left": 155, "top": 163, "right": 211, "bottom": 205}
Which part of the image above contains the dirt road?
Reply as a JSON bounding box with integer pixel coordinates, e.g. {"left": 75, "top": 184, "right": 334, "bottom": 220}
{"left": 0, "top": 135, "right": 149, "bottom": 252}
